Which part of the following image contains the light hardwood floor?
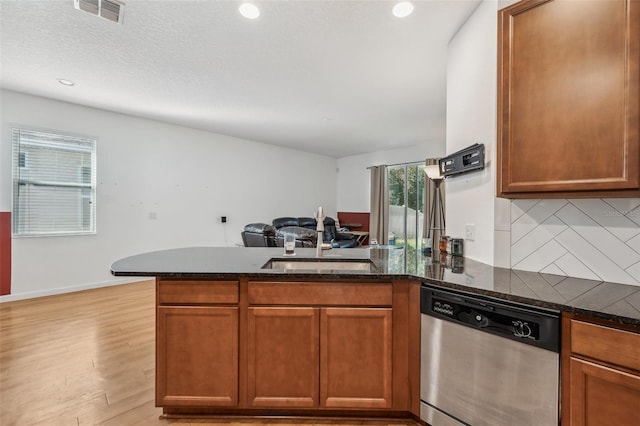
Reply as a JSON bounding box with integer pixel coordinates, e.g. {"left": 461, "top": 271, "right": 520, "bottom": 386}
{"left": 0, "top": 281, "right": 419, "bottom": 426}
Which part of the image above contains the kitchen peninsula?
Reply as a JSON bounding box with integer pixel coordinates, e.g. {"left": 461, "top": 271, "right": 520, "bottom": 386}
{"left": 111, "top": 247, "right": 640, "bottom": 422}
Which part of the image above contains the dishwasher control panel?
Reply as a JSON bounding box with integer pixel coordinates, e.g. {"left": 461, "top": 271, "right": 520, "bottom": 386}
{"left": 431, "top": 295, "right": 542, "bottom": 341}
{"left": 432, "top": 300, "right": 455, "bottom": 317}
{"left": 422, "top": 285, "right": 560, "bottom": 352}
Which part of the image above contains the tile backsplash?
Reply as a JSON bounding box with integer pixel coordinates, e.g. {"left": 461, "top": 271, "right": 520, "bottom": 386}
{"left": 510, "top": 198, "right": 640, "bottom": 286}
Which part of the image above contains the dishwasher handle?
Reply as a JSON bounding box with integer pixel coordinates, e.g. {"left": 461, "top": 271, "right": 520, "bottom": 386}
{"left": 458, "top": 308, "right": 535, "bottom": 340}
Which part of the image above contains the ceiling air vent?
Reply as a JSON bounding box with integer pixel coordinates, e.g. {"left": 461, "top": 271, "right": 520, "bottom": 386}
{"left": 74, "top": 0, "right": 125, "bottom": 24}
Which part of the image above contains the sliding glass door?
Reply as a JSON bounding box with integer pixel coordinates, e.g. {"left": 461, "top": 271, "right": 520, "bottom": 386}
{"left": 387, "top": 163, "right": 426, "bottom": 258}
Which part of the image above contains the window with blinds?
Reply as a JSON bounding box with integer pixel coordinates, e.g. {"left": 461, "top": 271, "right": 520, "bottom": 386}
{"left": 12, "top": 128, "right": 97, "bottom": 237}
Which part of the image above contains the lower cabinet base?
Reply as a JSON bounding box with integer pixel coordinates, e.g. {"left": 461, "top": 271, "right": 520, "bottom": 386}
{"left": 159, "top": 407, "right": 421, "bottom": 422}
{"left": 155, "top": 279, "right": 423, "bottom": 423}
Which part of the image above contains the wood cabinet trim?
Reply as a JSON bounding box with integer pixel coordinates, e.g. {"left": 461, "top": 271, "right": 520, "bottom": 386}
{"left": 161, "top": 395, "right": 236, "bottom": 407}
{"left": 157, "top": 279, "right": 239, "bottom": 305}
{"left": 560, "top": 313, "right": 573, "bottom": 426}
{"left": 248, "top": 281, "right": 393, "bottom": 306}
{"left": 238, "top": 276, "right": 249, "bottom": 408}
{"left": 570, "top": 319, "right": 640, "bottom": 372}
{"left": 407, "top": 281, "right": 421, "bottom": 416}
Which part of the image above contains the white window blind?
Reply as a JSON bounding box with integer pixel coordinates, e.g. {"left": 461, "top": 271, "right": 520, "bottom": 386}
{"left": 12, "top": 128, "right": 97, "bottom": 236}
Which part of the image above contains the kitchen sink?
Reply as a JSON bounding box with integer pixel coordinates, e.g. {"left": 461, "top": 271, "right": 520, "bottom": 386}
{"left": 262, "top": 258, "right": 374, "bottom": 272}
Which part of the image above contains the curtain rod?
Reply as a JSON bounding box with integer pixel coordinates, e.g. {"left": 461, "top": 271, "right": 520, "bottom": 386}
{"left": 366, "top": 160, "right": 425, "bottom": 170}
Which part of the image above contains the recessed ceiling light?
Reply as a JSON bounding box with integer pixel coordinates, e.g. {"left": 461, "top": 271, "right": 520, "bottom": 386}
{"left": 57, "top": 78, "right": 75, "bottom": 86}
{"left": 239, "top": 3, "right": 260, "bottom": 19}
{"left": 393, "top": 1, "right": 414, "bottom": 18}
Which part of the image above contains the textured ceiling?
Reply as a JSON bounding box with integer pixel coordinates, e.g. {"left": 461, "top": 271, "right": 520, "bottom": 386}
{"left": 0, "top": 0, "right": 481, "bottom": 158}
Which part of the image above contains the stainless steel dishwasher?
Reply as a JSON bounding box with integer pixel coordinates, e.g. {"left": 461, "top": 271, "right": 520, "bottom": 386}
{"left": 420, "top": 285, "right": 560, "bottom": 426}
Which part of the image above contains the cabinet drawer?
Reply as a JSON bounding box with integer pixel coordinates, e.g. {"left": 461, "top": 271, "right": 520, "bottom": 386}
{"left": 158, "top": 280, "right": 239, "bottom": 304}
{"left": 248, "top": 282, "right": 393, "bottom": 306}
{"left": 571, "top": 320, "right": 640, "bottom": 372}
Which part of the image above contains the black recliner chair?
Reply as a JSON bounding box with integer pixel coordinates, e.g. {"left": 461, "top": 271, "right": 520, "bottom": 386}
{"left": 321, "top": 217, "right": 358, "bottom": 248}
{"left": 241, "top": 223, "right": 277, "bottom": 247}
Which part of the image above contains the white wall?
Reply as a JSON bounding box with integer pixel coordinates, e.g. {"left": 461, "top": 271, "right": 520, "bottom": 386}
{"left": 445, "top": 0, "right": 510, "bottom": 266}
{"left": 336, "top": 143, "right": 444, "bottom": 212}
{"left": 447, "top": 0, "right": 640, "bottom": 286}
{"left": 1, "top": 90, "right": 337, "bottom": 300}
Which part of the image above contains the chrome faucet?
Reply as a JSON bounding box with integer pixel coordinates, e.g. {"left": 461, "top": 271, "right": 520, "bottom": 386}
{"left": 314, "top": 206, "right": 326, "bottom": 257}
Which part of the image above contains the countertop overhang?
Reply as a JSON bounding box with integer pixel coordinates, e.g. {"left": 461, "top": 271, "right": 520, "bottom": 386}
{"left": 111, "top": 246, "right": 640, "bottom": 327}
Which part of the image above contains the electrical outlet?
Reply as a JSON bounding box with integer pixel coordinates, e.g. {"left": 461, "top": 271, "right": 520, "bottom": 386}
{"left": 465, "top": 224, "right": 475, "bottom": 241}
{"left": 220, "top": 216, "right": 227, "bottom": 223}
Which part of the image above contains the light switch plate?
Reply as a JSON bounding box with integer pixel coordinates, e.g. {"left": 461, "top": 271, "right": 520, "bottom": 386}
{"left": 465, "top": 224, "right": 475, "bottom": 241}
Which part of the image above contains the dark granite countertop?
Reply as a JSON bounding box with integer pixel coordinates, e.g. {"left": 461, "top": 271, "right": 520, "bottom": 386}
{"left": 111, "top": 246, "right": 640, "bottom": 327}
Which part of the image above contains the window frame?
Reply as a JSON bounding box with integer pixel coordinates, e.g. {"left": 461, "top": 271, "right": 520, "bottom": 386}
{"left": 11, "top": 127, "right": 98, "bottom": 238}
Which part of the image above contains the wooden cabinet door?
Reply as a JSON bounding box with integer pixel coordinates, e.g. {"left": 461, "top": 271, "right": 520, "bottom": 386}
{"left": 569, "top": 357, "right": 640, "bottom": 425}
{"left": 497, "top": 0, "right": 640, "bottom": 197}
{"left": 247, "top": 307, "right": 319, "bottom": 407}
{"left": 156, "top": 306, "right": 238, "bottom": 407}
{"left": 320, "top": 308, "right": 392, "bottom": 408}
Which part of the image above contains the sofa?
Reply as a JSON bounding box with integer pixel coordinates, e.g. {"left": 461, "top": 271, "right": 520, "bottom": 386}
{"left": 241, "top": 216, "right": 358, "bottom": 248}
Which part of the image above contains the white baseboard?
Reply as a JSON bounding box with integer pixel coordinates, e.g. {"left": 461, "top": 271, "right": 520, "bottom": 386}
{"left": 0, "top": 277, "right": 152, "bottom": 303}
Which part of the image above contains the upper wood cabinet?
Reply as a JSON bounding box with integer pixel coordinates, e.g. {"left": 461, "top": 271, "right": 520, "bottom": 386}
{"left": 497, "top": 0, "right": 640, "bottom": 198}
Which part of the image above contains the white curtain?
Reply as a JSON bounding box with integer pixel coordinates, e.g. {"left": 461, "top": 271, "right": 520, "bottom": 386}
{"left": 369, "top": 165, "right": 389, "bottom": 245}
